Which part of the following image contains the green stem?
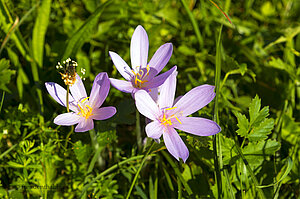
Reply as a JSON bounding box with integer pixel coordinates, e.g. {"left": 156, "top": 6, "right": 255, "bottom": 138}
{"left": 181, "top": 0, "right": 203, "bottom": 49}
{"left": 66, "top": 85, "right": 70, "bottom": 112}
{"left": 0, "top": 91, "right": 5, "bottom": 113}
{"left": 213, "top": 24, "right": 223, "bottom": 198}
{"left": 161, "top": 151, "right": 193, "bottom": 195}
{"left": 126, "top": 142, "right": 155, "bottom": 199}
{"left": 234, "top": 138, "right": 266, "bottom": 199}
{"left": 80, "top": 154, "right": 155, "bottom": 198}
{"left": 136, "top": 109, "right": 142, "bottom": 150}
{"left": 64, "top": 125, "right": 74, "bottom": 149}
{"left": 177, "top": 175, "right": 182, "bottom": 199}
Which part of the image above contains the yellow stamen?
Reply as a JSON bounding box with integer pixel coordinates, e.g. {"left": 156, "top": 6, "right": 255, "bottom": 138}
{"left": 174, "top": 116, "right": 182, "bottom": 124}
{"left": 165, "top": 107, "right": 177, "bottom": 111}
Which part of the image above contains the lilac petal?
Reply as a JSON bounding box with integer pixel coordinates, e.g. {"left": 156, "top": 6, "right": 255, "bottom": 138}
{"left": 158, "top": 70, "right": 177, "bottom": 109}
{"left": 54, "top": 112, "right": 81, "bottom": 126}
{"left": 135, "top": 90, "right": 161, "bottom": 121}
{"left": 110, "top": 78, "right": 135, "bottom": 93}
{"left": 172, "top": 84, "right": 216, "bottom": 117}
{"left": 91, "top": 106, "right": 116, "bottom": 120}
{"left": 109, "top": 51, "right": 133, "bottom": 80}
{"left": 173, "top": 95, "right": 183, "bottom": 105}
{"left": 148, "top": 87, "right": 159, "bottom": 103}
{"left": 70, "top": 73, "right": 87, "bottom": 102}
{"left": 75, "top": 118, "right": 94, "bottom": 132}
{"left": 90, "top": 72, "right": 110, "bottom": 108}
{"left": 173, "top": 117, "right": 221, "bottom": 136}
{"left": 163, "top": 127, "right": 189, "bottom": 162}
{"left": 130, "top": 25, "right": 149, "bottom": 69}
{"left": 144, "top": 66, "right": 177, "bottom": 89}
{"left": 45, "top": 82, "right": 77, "bottom": 112}
{"left": 145, "top": 121, "right": 163, "bottom": 139}
{"left": 148, "top": 43, "right": 173, "bottom": 75}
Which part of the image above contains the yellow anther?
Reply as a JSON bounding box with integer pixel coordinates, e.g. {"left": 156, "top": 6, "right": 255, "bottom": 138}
{"left": 174, "top": 116, "right": 182, "bottom": 124}
{"left": 146, "top": 65, "right": 150, "bottom": 75}
{"left": 165, "top": 107, "right": 177, "bottom": 111}
{"left": 81, "top": 97, "right": 89, "bottom": 103}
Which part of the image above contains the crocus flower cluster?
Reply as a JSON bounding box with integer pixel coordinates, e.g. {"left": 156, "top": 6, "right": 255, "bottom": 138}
{"left": 46, "top": 25, "right": 221, "bottom": 162}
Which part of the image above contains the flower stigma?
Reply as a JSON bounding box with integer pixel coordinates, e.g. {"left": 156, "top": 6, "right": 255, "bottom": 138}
{"left": 131, "top": 65, "right": 150, "bottom": 88}
{"left": 77, "top": 97, "right": 93, "bottom": 119}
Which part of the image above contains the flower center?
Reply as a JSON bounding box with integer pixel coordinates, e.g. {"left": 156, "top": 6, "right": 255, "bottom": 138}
{"left": 131, "top": 65, "right": 150, "bottom": 88}
{"left": 160, "top": 107, "right": 182, "bottom": 127}
{"left": 77, "top": 97, "right": 93, "bottom": 119}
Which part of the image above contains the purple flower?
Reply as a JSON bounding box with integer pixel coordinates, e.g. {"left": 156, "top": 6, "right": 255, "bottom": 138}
{"left": 109, "top": 25, "right": 176, "bottom": 95}
{"left": 134, "top": 72, "right": 221, "bottom": 162}
{"left": 45, "top": 72, "right": 116, "bottom": 132}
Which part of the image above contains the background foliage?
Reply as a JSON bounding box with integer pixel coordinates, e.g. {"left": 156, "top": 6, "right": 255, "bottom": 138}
{"left": 0, "top": 0, "right": 299, "bottom": 198}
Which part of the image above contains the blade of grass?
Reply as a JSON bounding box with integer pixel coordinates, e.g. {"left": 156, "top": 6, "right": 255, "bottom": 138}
{"left": 80, "top": 154, "right": 155, "bottom": 198}
{"left": 32, "top": 0, "right": 52, "bottom": 68}
{"left": 213, "top": 24, "right": 223, "bottom": 198}
{"left": 126, "top": 142, "right": 155, "bottom": 199}
{"left": 0, "top": 144, "right": 17, "bottom": 160}
{"left": 180, "top": 0, "right": 203, "bottom": 49}
{"left": 161, "top": 151, "right": 193, "bottom": 196}
{"left": 62, "top": 0, "right": 112, "bottom": 60}
{"left": 0, "top": 91, "right": 5, "bottom": 113}
{"left": 0, "top": 1, "right": 38, "bottom": 56}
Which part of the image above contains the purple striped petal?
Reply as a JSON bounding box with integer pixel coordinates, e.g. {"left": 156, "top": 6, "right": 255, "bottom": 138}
{"left": 91, "top": 106, "right": 116, "bottom": 120}
{"left": 109, "top": 51, "right": 133, "bottom": 80}
{"left": 75, "top": 118, "right": 94, "bottom": 132}
{"left": 173, "top": 117, "right": 221, "bottom": 136}
{"left": 172, "top": 84, "right": 215, "bottom": 117}
{"left": 145, "top": 121, "right": 164, "bottom": 139}
{"left": 109, "top": 78, "right": 135, "bottom": 93}
{"left": 163, "top": 127, "right": 189, "bottom": 162}
{"left": 45, "top": 82, "right": 77, "bottom": 112}
{"left": 70, "top": 73, "right": 87, "bottom": 102}
{"left": 54, "top": 112, "right": 81, "bottom": 125}
{"left": 144, "top": 66, "right": 177, "bottom": 89}
{"left": 131, "top": 25, "right": 149, "bottom": 69}
{"left": 148, "top": 43, "right": 173, "bottom": 75}
{"left": 90, "top": 72, "right": 110, "bottom": 108}
{"left": 158, "top": 70, "right": 177, "bottom": 109}
{"left": 149, "top": 87, "right": 159, "bottom": 103}
{"left": 135, "top": 90, "right": 161, "bottom": 121}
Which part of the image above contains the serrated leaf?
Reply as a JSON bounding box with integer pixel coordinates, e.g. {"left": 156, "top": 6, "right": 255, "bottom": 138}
{"left": 249, "top": 118, "right": 274, "bottom": 142}
{"left": 251, "top": 106, "right": 269, "bottom": 127}
{"left": 234, "top": 111, "right": 249, "bottom": 137}
{"left": 249, "top": 95, "right": 261, "bottom": 125}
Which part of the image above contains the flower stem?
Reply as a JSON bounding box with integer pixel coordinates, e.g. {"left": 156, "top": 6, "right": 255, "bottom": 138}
{"left": 0, "top": 91, "right": 5, "bottom": 113}
{"left": 66, "top": 85, "right": 70, "bottom": 112}
{"left": 64, "top": 125, "right": 73, "bottom": 149}
{"left": 136, "top": 109, "right": 142, "bottom": 150}
{"left": 126, "top": 141, "right": 155, "bottom": 199}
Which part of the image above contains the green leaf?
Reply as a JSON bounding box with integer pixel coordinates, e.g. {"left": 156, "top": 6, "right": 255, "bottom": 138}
{"left": 7, "top": 161, "right": 24, "bottom": 168}
{"left": 243, "top": 140, "right": 280, "bottom": 157}
{"left": 249, "top": 118, "right": 274, "bottom": 142}
{"left": 234, "top": 111, "right": 249, "bottom": 137}
{"left": 257, "top": 157, "right": 293, "bottom": 188}
{"left": 62, "top": 1, "right": 111, "bottom": 60}
{"left": 249, "top": 95, "right": 261, "bottom": 126}
{"left": 32, "top": 0, "right": 51, "bottom": 68}
{"left": 0, "top": 58, "right": 15, "bottom": 92}
{"left": 73, "top": 141, "right": 93, "bottom": 164}
{"left": 252, "top": 106, "right": 269, "bottom": 127}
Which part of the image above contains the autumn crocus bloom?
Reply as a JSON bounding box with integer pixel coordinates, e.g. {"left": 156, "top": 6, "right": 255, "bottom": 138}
{"left": 135, "top": 73, "right": 221, "bottom": 162}
{"left": 109, "top": 25, "right": 176, "bottom": 95}
{"left": 45, "top": 72, "right": 116, "bottom": 132}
